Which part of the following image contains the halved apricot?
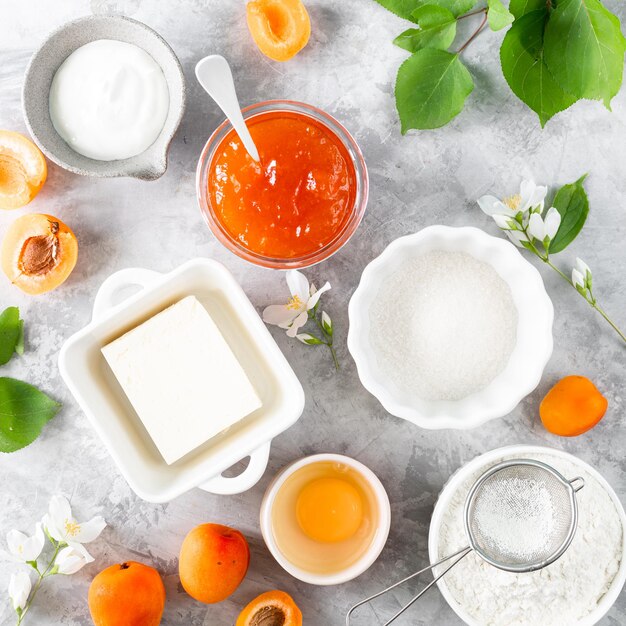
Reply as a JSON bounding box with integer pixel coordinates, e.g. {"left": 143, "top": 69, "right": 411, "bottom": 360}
{"left": 0, "top": 131, "right": 47, "bottom": 210}
{"left": 246, "top": 0, "right": 311, "bottom": 62}
{"left": 1, "top": 213, "right": 78, "bottom": 295}
{"left": 236, "top": 590, "right": 302, "bottom": 626}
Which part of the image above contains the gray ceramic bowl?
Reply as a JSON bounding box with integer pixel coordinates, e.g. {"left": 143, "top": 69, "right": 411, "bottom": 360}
{"left": 22, "top": 15, "right": 185, "bottom": 181}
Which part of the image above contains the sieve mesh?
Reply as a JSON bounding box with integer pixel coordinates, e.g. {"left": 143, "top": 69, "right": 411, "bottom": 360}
{"left": 465, "top": 461, "right": 578, "bottom": 571}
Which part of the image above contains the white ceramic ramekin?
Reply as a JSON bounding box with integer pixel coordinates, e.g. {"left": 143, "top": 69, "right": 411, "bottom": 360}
{"left": 428, "top": 445, "right": 626, "bottom": 626}
{"left": 348, "top": 225, "right": 554, "bottom": 429}
{"left": 260, "top": 453, "right": 391, "bottom": 585}
{"left": 59, "top": 258, "right": 305, "bottom": 503}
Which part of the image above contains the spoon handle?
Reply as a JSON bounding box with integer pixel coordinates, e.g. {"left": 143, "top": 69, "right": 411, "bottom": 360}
{"left": 195, "top": 54, "right": 260, "bottom": 162}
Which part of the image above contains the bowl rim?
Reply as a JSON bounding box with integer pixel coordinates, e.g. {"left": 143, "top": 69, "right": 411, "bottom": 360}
{"left": 21, "top": 14, "right": 186, "bottom": 180}
{"left": 427, "top": 444, "right": 626, "bottom": 626}
{"left": 196, "top": 99, "right": 369, "bottom": 270}
{"left": 259, "top": 453, "right": 391, "bottom": 585}
{"left": 347, "top": 225, "right": 554, "bottom": 430}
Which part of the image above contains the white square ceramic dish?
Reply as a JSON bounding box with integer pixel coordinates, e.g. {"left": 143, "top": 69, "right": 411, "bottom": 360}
{"left": 59, "top": 258, "right": 305, "bottom": 503}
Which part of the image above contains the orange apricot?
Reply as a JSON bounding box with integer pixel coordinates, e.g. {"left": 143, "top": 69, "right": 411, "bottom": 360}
{"left": 236, "top": 590, "right": 303, "bottom": 626}
{"left": 540, "top": 375, "right": 608, "bottom": 437}
{"left": 246, "top": 0, "right": 311, "bottom": 62}
{"left": 179, "top": 523, "right": 250, "bottom": 604}
{"left": 88, "top": 561, "right": 165, "bottom": 626}
{"left": 0, "top": 131, "right": 47, "bottom": 210}
{"left": 1, "top": 213, "right": 78, "bottom": 295}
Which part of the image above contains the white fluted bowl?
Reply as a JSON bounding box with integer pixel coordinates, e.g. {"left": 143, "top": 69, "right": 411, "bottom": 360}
{"left": 347, "top": 225, "right": 553, "bottom": 429}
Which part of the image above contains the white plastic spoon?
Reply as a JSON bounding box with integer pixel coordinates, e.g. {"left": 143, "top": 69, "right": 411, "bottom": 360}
{"left": 195, "top": 54, "right": 260, "bottom": 162}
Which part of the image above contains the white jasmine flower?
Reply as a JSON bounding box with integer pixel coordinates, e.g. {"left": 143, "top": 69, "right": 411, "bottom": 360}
{"left": 296, "top": 333, "right": 322, "bottom": 345}
{"left": 8, "top": 571, "right": 31, "bottom": 611}
{"left": 527, "top": 207, "right": 561, "bottom": 242}
{"left": 575, "top": 257, "right": 592, "bottom": 284}
{"left": 505, "top": 230, "right": 530, "bottom": 248}
{"left": 478, "top": 179, "right": 548, "bottom": 219}
{"left": 42, "top": 496, "right": 106, "bottom": 545}
{"left": 54, "top": 544, "right": 94, "bottom": 575}
{"left": 7, "top": 524, "right": 45, "bottom": 563}
{"left": 263, "top": 270, "right": 331, "bottom": 338}
{"left": 572, "top": 267, "right": 586, "bottom": 290}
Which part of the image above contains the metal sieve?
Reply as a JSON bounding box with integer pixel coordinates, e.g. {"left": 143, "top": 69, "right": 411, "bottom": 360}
{"left": 346, "top": 459, "right": 585, "bottom": 626}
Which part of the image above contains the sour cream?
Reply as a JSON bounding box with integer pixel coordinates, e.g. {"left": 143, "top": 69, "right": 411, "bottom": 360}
{"left": 49, "top": 39, "right": 169, "bottom": 161}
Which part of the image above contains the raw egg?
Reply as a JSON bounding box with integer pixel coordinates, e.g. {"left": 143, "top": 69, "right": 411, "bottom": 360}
{"left": 296, "top": 477, "right": 363, "bottom": 543}
{"left": 270, "top": 461, "right": 379, "bottom": 575}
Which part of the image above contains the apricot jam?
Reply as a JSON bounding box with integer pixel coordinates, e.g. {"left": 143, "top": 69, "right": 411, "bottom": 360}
{"left": 207, "top": 111, "right": 357, "bottom": 260}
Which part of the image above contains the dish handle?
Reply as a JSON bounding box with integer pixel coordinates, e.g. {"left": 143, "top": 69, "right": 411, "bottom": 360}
{"left": 198, "top": 442, "right": 271, "bottom": 495}
{"left": 92, "top": 268, "right": 162, "bottom": 321}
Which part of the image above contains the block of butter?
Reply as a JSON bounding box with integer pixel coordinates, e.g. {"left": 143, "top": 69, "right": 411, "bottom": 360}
{"left": 101, "top": 295, "right": 262, "bottom": 465}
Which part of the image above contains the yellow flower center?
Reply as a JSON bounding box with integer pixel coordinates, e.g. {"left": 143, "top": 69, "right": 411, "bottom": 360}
{"left": 504, "top": 194, "right": 521, "bottom": 211}
{"left": 65, "top": 519, "right": 81, "bottom": 537}
{"left": 287, "top": 295, "right": 303, "bottom": 310}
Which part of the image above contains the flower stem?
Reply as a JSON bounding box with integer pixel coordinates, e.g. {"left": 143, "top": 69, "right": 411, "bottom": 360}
{"left": 310, "top": 312, "right": 340, "bottom": 371}
{"left": 16, "top": 542, "right": 61, "bottom": 625}
{"left": 519, "top": 228, "right": 626, "bottom": 344}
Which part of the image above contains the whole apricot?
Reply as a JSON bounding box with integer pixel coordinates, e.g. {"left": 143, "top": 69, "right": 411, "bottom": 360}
{"left": 236, "top": 590, "right": 302, "bottom": 626}
{"left": 1, "top": 213, "right": 78, "bottom": 295}
{"left": 179, "top": 523, "right": 250, "bottom": 604}
{"left": 540, "top": 375, "right": 608, "bottom": 436}
{"left": 88, "top": 561, "right": 165, "bottom": 626}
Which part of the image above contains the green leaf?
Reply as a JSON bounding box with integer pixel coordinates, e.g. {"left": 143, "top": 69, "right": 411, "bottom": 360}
{"left": 543, "top": 0, "right": 626, "bottom": 108}
{"left": 374, "top": 0, "right": 421, "bottom": 21}
{"left": 549, "top": 174, "right": 589, "bottom": 253}
{"left": 413, "top": 0, "right": 476, "bottom": 18}
{"left": 0, "top": 378, "right": 61, "bottom": 453}
{"left": 395, "top": 48, "right": 474, "bottom": 131}
{"left": 500, "top": 10, "right": 577, "bottom": 126}
{"left": 509, "top": 0, "right": 545, "bottom": 19}
{"left": 394, "top": 6, "right": 457, "bottom": 51}
{"left": 0, "top": 307, "right": 24, "bottom": 366}
{"left": 487, "top": 0, "right": 514, "bottom": 30}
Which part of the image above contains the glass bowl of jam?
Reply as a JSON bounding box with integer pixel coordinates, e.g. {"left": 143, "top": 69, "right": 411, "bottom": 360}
{"left": 196, "top": 100, "right": 368, "bottom": 269}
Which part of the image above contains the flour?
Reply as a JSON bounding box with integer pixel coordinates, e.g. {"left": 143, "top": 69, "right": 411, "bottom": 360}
{"left": 472, "top": 476, "right": 556, "bottom": 561}
{"left": 437, "top": 453, "right": 623, "bottom": 626}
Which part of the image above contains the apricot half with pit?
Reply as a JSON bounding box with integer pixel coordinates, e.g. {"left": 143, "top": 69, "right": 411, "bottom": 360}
{"left": 0, "top": 130, "right": 47, "bottom": 210}
{"left": 1, "top": 213, "right": 78, "bottom": 295}
{"left": 236, "top": 590, "right": 303, "bottom": 626}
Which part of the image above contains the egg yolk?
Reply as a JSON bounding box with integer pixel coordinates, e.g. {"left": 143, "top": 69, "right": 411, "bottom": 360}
{"left": 296, "top": 477, "right": 363, "bottom": 543}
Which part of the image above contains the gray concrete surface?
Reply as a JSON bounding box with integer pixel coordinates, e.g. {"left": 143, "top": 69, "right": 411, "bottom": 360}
{"left": 1, "top": 1, "right": 625, "bottom": 624}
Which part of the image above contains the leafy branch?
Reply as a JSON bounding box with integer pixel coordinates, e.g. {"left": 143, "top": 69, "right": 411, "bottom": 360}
{"left": 479, "top": 175, "right": 625, "bottom": 344}
{"left": 375, "top": 0, "right": 626, "bottom": 130}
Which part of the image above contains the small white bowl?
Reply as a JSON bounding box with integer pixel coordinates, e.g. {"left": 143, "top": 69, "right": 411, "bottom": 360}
{"left": 348, "top": 225, "right": 554, "bottom": 429}
{"left": 59, "top": 258, "right": 305, "bottom": 503}
{"left": 260, "top": 453, "right": 391, "bottom": 585}
{"left": 428, "top": 445, "right": 626, "bottom": 626}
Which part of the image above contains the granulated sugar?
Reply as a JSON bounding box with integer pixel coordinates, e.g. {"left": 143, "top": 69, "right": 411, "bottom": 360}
{"left": 472, "top": 476, "right": 555, "bottom": 561}
{"left": 369, "top": 251, "right": 517, "bottom": 401}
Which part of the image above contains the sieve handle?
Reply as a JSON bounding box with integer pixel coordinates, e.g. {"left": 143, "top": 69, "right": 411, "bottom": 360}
{"left": 345, "top": 546, "right": 472, "bottom": 626}
{"left": 570, "top": 476, "right": 585, "bottom": 492}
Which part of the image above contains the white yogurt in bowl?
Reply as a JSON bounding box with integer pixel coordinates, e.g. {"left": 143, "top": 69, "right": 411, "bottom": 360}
{"left": 49, "top": 39, "right": 169, "bottom": 161}
{"left": 428, "top": 445, "right": 626, "bottom": 626}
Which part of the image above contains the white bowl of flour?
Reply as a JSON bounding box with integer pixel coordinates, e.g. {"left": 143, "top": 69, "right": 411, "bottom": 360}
{"left": 428, "top": 445, "right": 626, "bottom": 626}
